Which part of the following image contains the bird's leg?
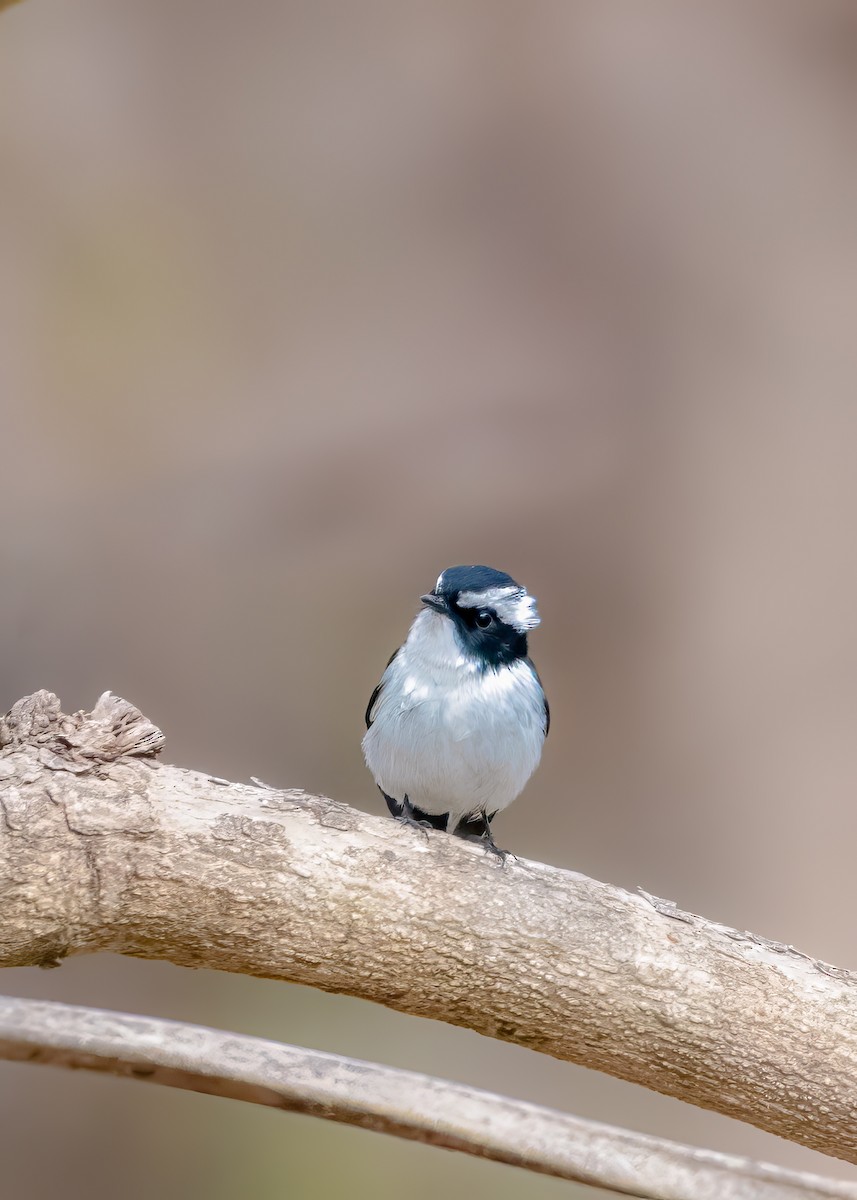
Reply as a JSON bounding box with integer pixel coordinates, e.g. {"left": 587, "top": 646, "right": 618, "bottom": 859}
{"left": 452, "top": 810, "right": 509, "bottom": 861}
{"left": 380, "top": 788, "right": 403, "bottom": 819}
{"left": 400, "top": 795, "right": 433, "bottom": 831}
{"left": 381, "top": 789, "right": 434, "bottom": 837}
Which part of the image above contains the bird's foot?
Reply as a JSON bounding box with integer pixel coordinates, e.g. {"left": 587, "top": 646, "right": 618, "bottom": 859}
{"left": 481, "top": 835, "right": 512, "bottom": 863}
{"left": 453, "top": 812, "right": 513, "bottom": 863}
{"left": 463, "top": 832, "right": 512, "bottom": 863}
{"left": 394, "top": 794, "right": 433, "bottom": 839}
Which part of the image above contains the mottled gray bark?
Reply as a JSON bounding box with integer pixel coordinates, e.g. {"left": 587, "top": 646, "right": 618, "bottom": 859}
{"left": 1, "top": 691, "right": 856, "bottom": 1169}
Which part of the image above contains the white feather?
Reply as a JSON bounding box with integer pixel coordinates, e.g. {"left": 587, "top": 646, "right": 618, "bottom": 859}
{"left": 362, "top": 609, "right": 546, "bottom": 830}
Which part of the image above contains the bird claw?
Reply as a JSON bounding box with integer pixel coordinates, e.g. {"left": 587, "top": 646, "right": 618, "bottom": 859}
{"left": 395, "top": 795, "right": 433, "bottom": 839}
{"left": 396, "top": 813, "right": 432, "bottom": 839}
{"left": 483, "top": 840, "right": 513, "bottom": 864}
{"left": 456, "top": 830, "right": 511, "bottom": 863}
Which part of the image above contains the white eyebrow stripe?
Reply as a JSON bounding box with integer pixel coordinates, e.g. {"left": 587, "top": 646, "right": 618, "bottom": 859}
{"left": 457, "top": 585, "right": 517, "bottom": 609}
{"left": 457, "top": 585, "right": 541, "bottom": 632}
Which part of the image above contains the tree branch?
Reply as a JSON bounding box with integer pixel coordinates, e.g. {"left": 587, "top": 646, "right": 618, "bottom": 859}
{"left": 2, "top": 691, "right": 857, "bottom": 1167}
{"left": 1, "top": 995, "right": 853, "bottom": 1200}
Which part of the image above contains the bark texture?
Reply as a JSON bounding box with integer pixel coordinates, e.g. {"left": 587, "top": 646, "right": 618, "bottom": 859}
{"left": 2, "top": 996, "right": 855, "bottom": 1200}
{"left": 2, "top": 691, "right": 857, "bottom": 1164}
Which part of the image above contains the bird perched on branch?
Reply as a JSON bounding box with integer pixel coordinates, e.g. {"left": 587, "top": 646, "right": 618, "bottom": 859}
{"left": 362, "top": 565, "right": 548, "bottom": 853}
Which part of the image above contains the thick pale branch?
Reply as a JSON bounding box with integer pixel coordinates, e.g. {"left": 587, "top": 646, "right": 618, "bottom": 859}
{"left": 2, "top": 692, "right": 857, "bottom": 1165}
{"left": 0, "top": 996, "right": 853, "bottom": 1200}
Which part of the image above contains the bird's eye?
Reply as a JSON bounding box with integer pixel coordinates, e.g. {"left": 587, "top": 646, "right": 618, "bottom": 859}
{"left": 475, "top": 610, "right": 493, "bottom": 629}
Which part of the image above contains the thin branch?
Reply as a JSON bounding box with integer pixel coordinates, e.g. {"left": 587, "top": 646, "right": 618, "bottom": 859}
{"left": 2, "top": 691, "right": 857, "bottom": 1166}
{"left": 0, "top": 995, "right": 853, "bottom": 1200}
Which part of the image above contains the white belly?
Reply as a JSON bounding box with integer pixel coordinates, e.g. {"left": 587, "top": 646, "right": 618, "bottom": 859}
{"left": 363, "top": 620, "right": 545, "bottom": 828}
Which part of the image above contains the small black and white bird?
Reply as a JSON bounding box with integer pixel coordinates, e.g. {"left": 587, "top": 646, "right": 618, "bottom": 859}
{"left": 362, "top": 565, "right": 548, "bottom": 852}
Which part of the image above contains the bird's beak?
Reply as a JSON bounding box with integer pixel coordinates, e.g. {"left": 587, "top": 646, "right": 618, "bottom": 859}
{"left": 420, "top": 592, "right": 446, "bottom": 613}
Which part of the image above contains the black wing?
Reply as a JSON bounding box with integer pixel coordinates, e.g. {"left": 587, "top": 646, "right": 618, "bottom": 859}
{"left": 525, "top": 656, "right": 550, "bottom": 737}
{"left": 365, "top": 647, "right": 400, "bottom": 729}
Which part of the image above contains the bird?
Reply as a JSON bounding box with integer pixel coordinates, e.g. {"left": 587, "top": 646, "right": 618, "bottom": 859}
{"left": 362, "top": 565, "right": 548, "bottom": 853}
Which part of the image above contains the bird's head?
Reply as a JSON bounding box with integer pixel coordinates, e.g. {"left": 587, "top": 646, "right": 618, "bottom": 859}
{"left": 419, "top": 564, "right": 540, "bottom": 668}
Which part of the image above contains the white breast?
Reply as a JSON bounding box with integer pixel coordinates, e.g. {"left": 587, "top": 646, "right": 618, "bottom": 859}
{"left": 362, "top": 610, "right": 546, "bottom": 830}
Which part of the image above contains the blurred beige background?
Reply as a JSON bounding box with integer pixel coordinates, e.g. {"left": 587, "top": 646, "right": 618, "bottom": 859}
{"left": 2, "top": 1, "right": 857, "bottom": 1197}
